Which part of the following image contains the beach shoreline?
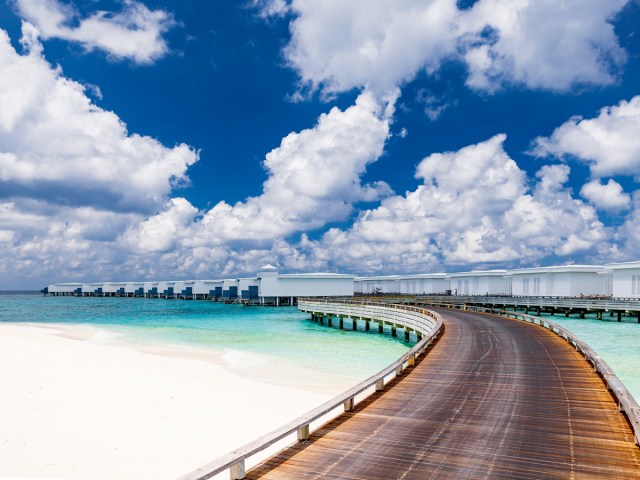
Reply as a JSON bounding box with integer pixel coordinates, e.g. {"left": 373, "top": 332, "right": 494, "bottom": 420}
{"left": 0, "top": 322, "right": 341, "bottom": 479}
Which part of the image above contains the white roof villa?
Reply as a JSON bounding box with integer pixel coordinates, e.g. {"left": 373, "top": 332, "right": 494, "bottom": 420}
{"left": 604, "top": 261, "right": 640, "bottom": 298}
{"left": 355, "top": 273, "right": 449, "bottom": 295}
{"left": 46, "top": 261, "right": 640, "bottom": 301}
{"left": 448, "top": 270, "right": 511, "bottom": 296}
{"left": 509, "top": 265, "right": 607, "bottom": 297}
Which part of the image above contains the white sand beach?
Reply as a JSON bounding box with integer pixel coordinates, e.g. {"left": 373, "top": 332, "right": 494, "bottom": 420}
{"left": 0, "top": 323, "right": 337, "bottom": 480}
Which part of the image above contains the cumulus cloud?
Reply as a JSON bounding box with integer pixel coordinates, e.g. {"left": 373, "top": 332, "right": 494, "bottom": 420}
{"left": 0, "top": 25, "right": 198, "bottom": 213}
{"left": 580, "top": 178, "right": 630, "bottom": 211}
{"left": 615, "top": 192, "right": 640, "bottom": 259}
{"left": 122, "top": 90, "right": 395, "bottom": 254}
{"left": 461, "top": 0, "right": 627, "bottom": 92}
{"left": 295, "top": 137, "right": 606, "bottom": 274}
{"left": 120, "top": 198, "right": 198, "bottom": 253}
{"left": 532, "top": 96, "right": 640, "bottom": 177}
{"left": 278, "top": 0, "right": 629, "bottom": 97}
{"left": 0, "top": 26, "right": 202, "bottom": 287}
{"left": 14, "top": 0, "right": 174, "bottom": 64}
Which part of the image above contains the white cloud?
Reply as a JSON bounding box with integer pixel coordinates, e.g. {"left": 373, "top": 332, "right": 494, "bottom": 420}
{"left": 172, "top": 91, "right": 394, "bottom": 247}
{"left": 503, "top": 164, "right": 605, "bottom": 256}
{"left": 252, "top": 0, "right": 291, "bottom": 18}
{"left": 14, "top": 0, "right": 174, "bottom": 64}
{"left": 284, "top": 0, "right": 462, "bottom": 98}
{"left": 0, "top": 26, "right": 202, "bottom": 287}
{"left": 461, "top": 0, "right": 627, "bottom": 92}
{"left": 580, "top": 178, "right": 630, "bottom": 211}
{"left": 0, "top": 25, "right": 198, "bottom": 213}
{"left": 279, "top": 0, "right": 629, "bottom": 97}
{"left": 616, "top": 191, "right": 640, "bottom": 259}
{"left": 532, "top": 96, "right": 640, "bottom": 177}
{"left": 120, "top": 198, "right": 198, "bottom": 254}
{"left": 296, "top": 137, "right": 606, "bottom": 273}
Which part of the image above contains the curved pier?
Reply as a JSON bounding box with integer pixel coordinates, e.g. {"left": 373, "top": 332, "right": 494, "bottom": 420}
{"left": 252, "top": 301, "right": 639, "bottom": 479}
{"left": 179, "top": 299, "right": 640, "bottom": 480}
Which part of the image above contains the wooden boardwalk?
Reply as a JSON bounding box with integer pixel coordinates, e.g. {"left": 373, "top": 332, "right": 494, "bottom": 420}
{"left": 245, "top": 309, "right": 640, "bottom": 479}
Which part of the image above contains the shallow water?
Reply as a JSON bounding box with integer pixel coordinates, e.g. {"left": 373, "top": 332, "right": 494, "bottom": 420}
{"left": 0, "top": 293, "right": 410, "bottom": 390}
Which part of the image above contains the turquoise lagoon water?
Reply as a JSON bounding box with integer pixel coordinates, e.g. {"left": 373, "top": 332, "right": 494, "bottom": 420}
{"left": 0, "top": 293, "right": 410, "bottom": 391}
{"left": 532, "top": 312, "right": 640, "bottom": 402}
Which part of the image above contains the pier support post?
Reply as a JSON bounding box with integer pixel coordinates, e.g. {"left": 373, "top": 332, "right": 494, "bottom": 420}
{"left": 319, "top": 315, "right": 324, "bottom": 326}
{"left": 617, "top": 311, "right": 622, "bottom": 322}
{"left": 230, "top": 460, "right": 246, "bottom": 480}
{"left": 391, "top": 326, "right": 397, "bottom": 337}
{"left": 580, "top": 311, "right": 585, "bottom": 319}
{"left": 327, "top": 315, "right": 332, "bottom": 328}
{"left": 408, "top": 354, "right": 416, "bottom": 367}
{"left": 597, "top": 311, "right": 602, "bottom": 320}
{"left": 375, "top": 378, "right": 384, "bottom": 391}
{"left": 339, "top": 317, "right": 344, "bottom": 329}
{"left": 404, "top": 329, "right": 410, "bottom": 342}
{"left": 352, "top": 319, "right": 358, "bottom": 331}
{"left": 365, "top": 320, "right": 370, "bottom": 332}
{"left": 378, "top": 322, "right": 383, "bottom": 334}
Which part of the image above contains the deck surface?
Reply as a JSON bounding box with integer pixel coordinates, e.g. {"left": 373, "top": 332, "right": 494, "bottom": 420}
{"left": 246, "top": 309, "right": 640, "bottom": 479}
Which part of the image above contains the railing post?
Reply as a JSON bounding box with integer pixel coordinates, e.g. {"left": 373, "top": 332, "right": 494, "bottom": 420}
{"left": 230, "top": 460, "right": 246, "bottom": 480}
{"left": 297, "top": 424, "right": 310, "bottom": 441}
{"left": 344, "top": 398, "right": 355, "bottom": 412}
{"left": 408, "top": 354, "right": 416, "bottom": 367}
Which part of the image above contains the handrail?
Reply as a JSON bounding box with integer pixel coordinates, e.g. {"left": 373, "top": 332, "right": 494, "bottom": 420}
{"left": 420, "top": 301, "right": 640, "bottom": 446}
{"left": 375, "top": 295, "right": 640, "bottom": 312}
{"left": 177, "top": 299, "right": 442, "bottom": 480}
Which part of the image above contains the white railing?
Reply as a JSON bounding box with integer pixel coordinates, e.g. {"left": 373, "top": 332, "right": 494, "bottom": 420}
{"left": 382, "top": 295, "right": 640, "bottom": 313}
{"left": 177, "top": 299, "right": 443, "bottom": 480}
{"left": 425, "top": 301, "right": 640, "bottom": 445}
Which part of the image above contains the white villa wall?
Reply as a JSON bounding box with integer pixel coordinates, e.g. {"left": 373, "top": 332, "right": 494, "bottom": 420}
{"left": 450, "top": 272, "right": 510, "bottom": 295}
{"left": 238, "top": 278, "right": 259, "bottom": 290}
{"left": 356, "top": 277, "right": 397, "bottom": 294}
{"left": 606, "top": 262, "right": 640, "bottom": 297}
{"left": 398, "top": 277, "right": 449, "bottom": 295}
{"left": 193, "top": 280, "right": 221, "bottom": 295}
{"left": 102, "top": 282, "right": 125, "bottom": 294}
{"left": 48, "top": 283, "right": 82, "bottom": 294}
{"left": 259, "top": 275, "right": 353, "bottom": 298}
{"left": 612, "top": 269, "right": 640, "bottom": 297}
{"left": 222, "top": 279, "right": 238, "bottom": 289}
{"left": 511, "top": 268, "right": 605, "bottom": 297}
{"left": 568, "top": 272, "right": 605, "bottom": 296}
{"left": 125, "top": 282, "right": 143, "bottom": 293}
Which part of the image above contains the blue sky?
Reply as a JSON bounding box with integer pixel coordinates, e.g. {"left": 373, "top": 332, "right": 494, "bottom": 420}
{"left": 1, "top": 0, "right": 640, "bottom": 288}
